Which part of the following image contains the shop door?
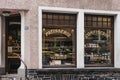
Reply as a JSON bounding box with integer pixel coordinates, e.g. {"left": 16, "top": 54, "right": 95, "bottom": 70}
{"left": 6, "top": 14, "right": 21, "bottom": 73}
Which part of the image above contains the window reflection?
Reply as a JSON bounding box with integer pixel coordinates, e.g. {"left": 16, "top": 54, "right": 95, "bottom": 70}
{"left": 43, "top": 29, "right": 76, "bottom": 67}
{"left": 42, "top": 13, "right": 76, "bottom": 67}
{"left": 84, "top": 15, "right": 114, "bottom": 67}
{"left": 85, "top": 29, "right": 112, "bottom": 65}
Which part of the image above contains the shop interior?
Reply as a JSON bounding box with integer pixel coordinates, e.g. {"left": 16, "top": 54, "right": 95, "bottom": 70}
{"left": 5, "top": 14, "right": 21, "bottom": 73}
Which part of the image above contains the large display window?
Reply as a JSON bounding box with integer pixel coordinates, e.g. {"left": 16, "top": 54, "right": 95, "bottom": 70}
{"left": 42, "top": 13, "right": 76, "bottom": 67}
{"left": 84, "top": 14, "right": 114, "bottom": 67}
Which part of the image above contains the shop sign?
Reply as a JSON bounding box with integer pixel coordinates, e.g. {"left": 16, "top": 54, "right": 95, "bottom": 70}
{"left": 85, "top": 30, "right": 111, "bottom": 39}
{"left": 45, "top": 29, "right": 71, "bottom": 37}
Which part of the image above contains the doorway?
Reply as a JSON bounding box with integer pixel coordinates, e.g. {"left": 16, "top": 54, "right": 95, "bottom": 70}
{"left": 5, "top": 14, "right": 21, "bottom": 73}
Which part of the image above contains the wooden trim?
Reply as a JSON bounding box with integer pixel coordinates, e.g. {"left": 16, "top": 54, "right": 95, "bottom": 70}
{"left": 84, "top": 14, "right": 114, "bottom": 67}
{"left": 42, "top": 12, "right": 77, "bottom": 68}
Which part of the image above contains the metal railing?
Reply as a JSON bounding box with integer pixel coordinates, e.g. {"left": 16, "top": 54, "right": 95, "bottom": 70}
{"left": 14, "top": 55, "right": 120, "bottom": 80}
{"left": 1, "top": 75, "right": 120, "bottom": 80}
{"left": 27, "top": 73, "right": 120, "bottom": 80}
{"left": 0, "top": 55, "right": 29, "bottom": 80}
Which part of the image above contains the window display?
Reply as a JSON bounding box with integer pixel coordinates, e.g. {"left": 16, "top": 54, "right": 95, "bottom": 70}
{"left": 84, "top": 15, "right": 114, "bottom": 67}
{"left": 8, "top": 25, "right": 21, "bottom": 57}
{"left": 42, "top": 13, "right": 76, "bottom": 67}
{"left": 6, "top": 14, "right": 21, "bottom": 73}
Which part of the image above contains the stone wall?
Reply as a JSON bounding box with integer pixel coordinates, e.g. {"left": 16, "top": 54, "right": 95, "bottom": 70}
{"left": 0, "top": 0, "right": 120, "bottom": 69}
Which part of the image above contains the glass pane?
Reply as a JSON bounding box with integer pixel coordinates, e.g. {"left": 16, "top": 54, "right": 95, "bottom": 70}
{"left": 103, "top": 22, "right": 108, "bottom": 27}
{"left": 48, "top": 14, "right": 52, "bottom": 19}
{"left": 84, "top": 22, "right": 87, "bottom": 27}
{"left": 43, "top": 14, "right": 46, "bottom": 19}
{"left": 8, "top": 24, "right": 21, "bottom": 73}
{"left": 108, "top": 18, "right": 111, "bottom": 22}
{"left": 53, "top": 15, "right": 58, "bottom": 19}
{"left": 59, "top": 20, "right": 65, "bottom": 25}
{"left": 86, "top": 21, "right": 92, "bottom": 26}
{"left": 108, "top": 22, "right": 111, "bottom": 27}
{"left": 71, "top": 15, "right": 76, "bottom": 20}
{"left": 42, "top": 12, "right": 76, "bottom": 67}
{"left": 70, "top": 20, "right": 76, "bottom": 25}
{"left": 47, "top": 20, "right": 52, "bottom": 25}
{"left": 87, "top": 16, "right": 92, "bottom": 21}
{"left": 98, "top": 17, "right": 102, "bottom": 21}
{"left": 93, "top": 22, "right": 97, "bottom": 27}
{"left": 85, "top": 29, "right": 112, "bottom": 66}
{"left": 98, "top": 22, "right": 102, "bottom": 27}
{"left": 65, "top": 15, "right": 69, "bottom": 20}
{"left": 84, "top": 16, "right": 87, "bottom": 21}
{"left": 59, "top": 15, "right": 64, "bottom": 20}
{"left": 42, "top": 28, "right": 76, "bottom": 66}
{"left": 53, "top": 20, "right": 59, "bottom": 25}
{"left": 103, "top": 17, "right": 107, "bottom": 22}
{"left": 93, "top": 17, "right": 97, "bottom": 21}
{"left": 65, "top": 20, "right": 69, "bottom": 25}
{"left": 42, "top": 20, "right": 46, "bottom": 25}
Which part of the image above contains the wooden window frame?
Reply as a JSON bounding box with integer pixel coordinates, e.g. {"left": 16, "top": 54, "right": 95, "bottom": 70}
{"left": 84, "top": 14, "right": 114, "bottom": 67}
{"left": 42, "top": 12, "right": 77, "bottom": 68}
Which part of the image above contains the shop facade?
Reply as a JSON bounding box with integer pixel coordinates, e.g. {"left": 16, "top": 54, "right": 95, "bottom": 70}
{"left": 0, "top": 0, "right": 120, "bottom": 79}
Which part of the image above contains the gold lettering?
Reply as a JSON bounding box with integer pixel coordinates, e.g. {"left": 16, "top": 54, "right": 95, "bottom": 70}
{"left": 85, "top": 30, "right": 110, "bottom": 39}
{"left": 45, "top": 29, "right": 71, "bottom": 37}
